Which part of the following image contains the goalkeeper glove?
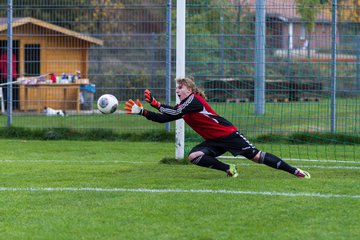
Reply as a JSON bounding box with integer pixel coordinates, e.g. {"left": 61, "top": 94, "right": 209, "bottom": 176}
{"left": 145, "top": 89, "right": 161, "bottom": 109}
{"left": 124, "top": 99, "right": 144, "bottom": 115}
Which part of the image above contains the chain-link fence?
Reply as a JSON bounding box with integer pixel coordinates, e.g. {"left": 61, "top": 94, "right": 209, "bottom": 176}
{"left": 0, "top": 0, "right": 359, "bottom": 141}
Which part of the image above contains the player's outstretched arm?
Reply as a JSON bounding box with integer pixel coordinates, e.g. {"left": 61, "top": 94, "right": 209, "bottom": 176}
{"left": 145, "top": 89, "right": 161, "bottom": 110}
{"left": 124, "top": 99, "right": 180, "bottom": 123}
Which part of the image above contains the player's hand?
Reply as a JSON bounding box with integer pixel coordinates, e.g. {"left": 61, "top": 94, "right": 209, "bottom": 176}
{"left": 124, "top": 99, "right": 144, "bottom": 115}
{"left": 145, "top": 89, "right": 161, "bottom": 109}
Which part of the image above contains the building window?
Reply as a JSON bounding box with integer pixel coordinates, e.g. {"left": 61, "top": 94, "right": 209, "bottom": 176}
{"left": 25, "top": 44, "right": 40, "bottom": 76}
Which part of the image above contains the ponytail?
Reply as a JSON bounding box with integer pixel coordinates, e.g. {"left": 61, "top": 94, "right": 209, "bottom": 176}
{"left": 176, "top": 77, "right": 207, "bottom": 100}
{"left": 194, "top": 86, "right": 207, "bottom": 100}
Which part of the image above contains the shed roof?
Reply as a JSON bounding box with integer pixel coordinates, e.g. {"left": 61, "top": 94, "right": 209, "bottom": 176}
{"left": 0, "top": 17, "right": 104, "bottom": 45}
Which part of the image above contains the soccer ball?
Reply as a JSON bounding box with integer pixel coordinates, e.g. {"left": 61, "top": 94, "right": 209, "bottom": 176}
{"left": 97, "top": 94, "right": 118, "bottom": 114}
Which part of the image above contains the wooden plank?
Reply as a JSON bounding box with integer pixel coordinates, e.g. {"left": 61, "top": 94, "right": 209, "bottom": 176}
{"left": 18, "top": 84, "right": 81, "bottom": 112}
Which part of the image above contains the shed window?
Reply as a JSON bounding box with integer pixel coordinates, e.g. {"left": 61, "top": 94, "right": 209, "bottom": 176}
{"left": 25, "top": 44, "right": 40, "bottom": 76}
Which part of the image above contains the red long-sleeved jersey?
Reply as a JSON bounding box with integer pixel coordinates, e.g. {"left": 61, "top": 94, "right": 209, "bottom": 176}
{"left": 143, "top": 93, "right": 238, "bottom": 140}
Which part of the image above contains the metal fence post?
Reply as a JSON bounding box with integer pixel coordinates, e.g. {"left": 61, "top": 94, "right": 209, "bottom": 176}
{"left": 220, "top": 12, "right": 225, "bottom": 78}
{"left": 165, "top": 0, "right": 172, "bottom": 132}
{"left": 6, "top": 0, "right": 13, "bottom": 127}
{"left": 330, "top": 0, "right": 337, "bottom": 133}
{"left": 254, "top": 0, "right": 265, "bottom": 115}
{"left": 150, "top": 32, "right": 155, "bottom": 89}
{"left": 356, "top": 35, "right": 360, "bottom": 95}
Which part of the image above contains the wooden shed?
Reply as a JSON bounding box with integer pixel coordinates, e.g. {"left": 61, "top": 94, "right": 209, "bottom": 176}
{"left": 0, "top": 17, "right": 103, "bottom": 112}
{"left": 0, "top": 17, "right": 103, "bottom": 78}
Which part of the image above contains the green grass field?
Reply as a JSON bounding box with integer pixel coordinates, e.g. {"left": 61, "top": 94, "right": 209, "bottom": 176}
{"left": 0, "top": 139, "right": 359, "bottom": 239}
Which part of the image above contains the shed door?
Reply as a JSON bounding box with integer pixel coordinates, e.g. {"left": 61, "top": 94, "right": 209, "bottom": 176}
{"left": 0, "top": 40, "right": 20, "bottom": 78}
{"left": 25, "top": 44, "right": 40, "bottom": 76}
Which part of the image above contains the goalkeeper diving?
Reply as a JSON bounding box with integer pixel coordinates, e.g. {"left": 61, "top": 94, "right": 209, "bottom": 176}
{"left": 124, "top": 77, "right": 311, "bottom": 179}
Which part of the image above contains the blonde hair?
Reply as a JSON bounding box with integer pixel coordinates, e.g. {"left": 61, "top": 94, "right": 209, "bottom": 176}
{"left": 176, "top": 77, "right": 207, "bottom": 100}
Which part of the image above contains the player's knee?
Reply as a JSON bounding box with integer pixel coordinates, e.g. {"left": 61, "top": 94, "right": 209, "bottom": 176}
{"left": 242, "top": 149, "right": 261, "bottom": 162}
{"left": 188, "top": 151, "right": 204, "bottom": 161}
{"left": 251, "top": 151, "right": 266, "bottom": 163}
{"left": 250, "top": 152, "right": 261, "bottom": 163}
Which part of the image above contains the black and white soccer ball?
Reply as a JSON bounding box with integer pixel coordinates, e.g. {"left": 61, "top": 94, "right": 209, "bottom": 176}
{"left": 97, "top": 94, "right": 118, "bottom": 114}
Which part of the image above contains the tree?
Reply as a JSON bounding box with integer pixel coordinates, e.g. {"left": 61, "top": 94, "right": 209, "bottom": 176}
{"left": 74, "top": 0, "right": 125, "bottom": 34}
{"left": 320, "top": 0, "right": 360, "bottom": 22}
{"left": 295, "top": 0, "right": 325, "bottom": 34}
{"left": 337, "top": 0, "right": 360, "bottom": 22}
{"left": 185, "top": 0, "right": 254, "bottom": 77}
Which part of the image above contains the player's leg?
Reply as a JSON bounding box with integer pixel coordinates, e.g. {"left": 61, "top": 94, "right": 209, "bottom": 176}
{"left": 226, "top": 132, "right": 310, "bottom": 178}
{"left": 247, "top": 151, "right": 296, "bottom": 173}
{"left": 250, "top": 151, "right": 310, "bottom": 179}
{"left": 188, "top": 151, "right": 228, "bottom": 171}
{"left": 188, "top": 142, "right": 238, "bottom": 177}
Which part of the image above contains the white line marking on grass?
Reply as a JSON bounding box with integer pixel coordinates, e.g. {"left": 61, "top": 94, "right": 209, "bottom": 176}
{"left": 296, "top": 165, "right": 360, "bottom": 170}
{"left": 219, "top": 156, "right": 360, "bottom": 164}
{"left": 0, "top": 187, "right": 359, "bottom": 199}
{"left": 235, "top": 163, "right": 360, "bottom": 170}
{"left": 284, "top": 158, "right": 360, "bottom": 164}
{"left": 0, "top": 160, "right": 144, "bottom": 164}
{"left": 283, "top": 158, "right": 360, "bottom": 164}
